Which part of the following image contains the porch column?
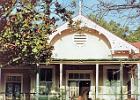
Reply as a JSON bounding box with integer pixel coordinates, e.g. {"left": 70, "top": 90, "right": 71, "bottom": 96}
{"left": 131, "top": 74, "right": 135, "bottom": 98}
{"left": 36, "top": 64, "right": 39, "bottom": 100}
{"left": 60, "top": 63, "right": 63, "bottom": 100}
{"left": 60, "top": 63, "right": 63, "bottom": 89}
{"left": 96, "top": 63, "right": 99, "bottom": 99}
{"left": 130, "top": 65, "right": 136, "bottom": 99}
{"left": 137, "top": 63, "right": 140, "bottom": 100}
{"left": 0, "top": 68, "right": 1, "bottom": 91}
{"left": 120, "top": 63, "right": 123, "bottom": 100}
{"left": 0, "top": 68, "right": 2, "bottom": 100}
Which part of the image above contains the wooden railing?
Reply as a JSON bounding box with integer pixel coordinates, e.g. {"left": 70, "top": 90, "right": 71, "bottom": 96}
{"left": 0, "top": 92, "right": 139, "bottom": 100}
{"left": 0, "top": 92, "right": 36, "bottom": 100}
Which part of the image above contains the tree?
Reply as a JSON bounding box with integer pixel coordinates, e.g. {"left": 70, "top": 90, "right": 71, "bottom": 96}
{"left": 88, "top": 14, "right": 129, "bottom": 39}
{"left": 125, "top": 26, "right": 140, "bottom": 42}
{"left": 89, "top": 0, "right": 140, "bottom": 37}
{"left": 0, "top": 0, "right": 73, "bottom": 66}
{"left": 0, "top": 0, "right": 17, "bottom": 32}
{"left": 89, "top": 13, "right": 140, "bottom": 42}
{"left": 96, "top": 0, "right": 140, "bottom": 18}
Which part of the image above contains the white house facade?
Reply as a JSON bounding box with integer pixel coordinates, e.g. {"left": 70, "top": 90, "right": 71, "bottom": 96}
{"left": 0, "top": 14, "right": 140, "bottom": 100}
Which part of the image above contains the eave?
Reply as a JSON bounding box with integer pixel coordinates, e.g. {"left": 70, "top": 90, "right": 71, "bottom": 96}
{"left": 48, "top": 59, "right": 140, "bottom": 65}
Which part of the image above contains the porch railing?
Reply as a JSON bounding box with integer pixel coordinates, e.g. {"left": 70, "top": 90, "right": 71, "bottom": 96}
{"left": 0, "top": 92, "right": 60, "bottom": 100}
{"left": 0, "top": 92, "right": 140, "bottom": 100}
{"left": 97, "top": 94, "right": 140, "bottom": 100}
{"left": 0, "top": 92, "right": 36, "bottom": 100}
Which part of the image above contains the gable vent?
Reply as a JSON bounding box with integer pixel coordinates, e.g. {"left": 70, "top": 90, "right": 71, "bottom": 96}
{"left": 73, "top": 33, "right": 87, "bottom": 47}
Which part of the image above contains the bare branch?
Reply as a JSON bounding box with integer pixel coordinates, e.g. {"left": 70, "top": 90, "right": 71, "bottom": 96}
{"left": 106, "top": 4, "right": 140, "bottom": 11}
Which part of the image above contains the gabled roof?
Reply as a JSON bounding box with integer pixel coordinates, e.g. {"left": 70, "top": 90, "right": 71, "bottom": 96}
{"left": 131, "top": 42, "right": 140, "bottom": 59}
{"left": 49, "top": 15, "right": 139, "bottom": 53}
{"left": 131, "top": 42, "right": 140, "bottom": 49}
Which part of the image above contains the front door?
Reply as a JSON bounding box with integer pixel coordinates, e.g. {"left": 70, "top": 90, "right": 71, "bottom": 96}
{"left": 68, "top": 80, "right": 91, "bottom": 100}
{"left": 79, "top": 81, "right": 90, "bottom": 98}
{"left": 67, "top": 71, "right": 93, "bottom": 100}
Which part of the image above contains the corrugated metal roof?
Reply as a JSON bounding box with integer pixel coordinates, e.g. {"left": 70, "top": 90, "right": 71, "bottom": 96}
{"left": 131, "top": 42, "right": 140, "bottom": 49}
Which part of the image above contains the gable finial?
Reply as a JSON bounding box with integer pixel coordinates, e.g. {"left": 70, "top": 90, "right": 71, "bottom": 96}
{"left": 79, "top": 0, "right": 83, "bottom": 15}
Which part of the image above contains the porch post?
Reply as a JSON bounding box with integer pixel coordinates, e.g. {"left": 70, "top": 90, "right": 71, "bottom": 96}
{"left": 36, "top": 64, "right": 39, "bottom": 100}
{"left": 137, "top": 63, "right": 140, "bottom": 100}
{"left": 130, "top": 64, "right": 137, "bottom": 99}
{"left": 120, "top": 63, "right": 123, "bottom": 100}
{"left": 0, "top": 68, "right": 1, "bottom": 91}
{"left": 96, "top": 63, "right": 99, "bottom": 99}
{"left": 60, "top": 63, "right": 63, "bottom": 100}
{"left": 131, "top": 74, "right": 135, "bottom": 98}
{"left": 0, "top": 68, "right": 2, "bottom": 99}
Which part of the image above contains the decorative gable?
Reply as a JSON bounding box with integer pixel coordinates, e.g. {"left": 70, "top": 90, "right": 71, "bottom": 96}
{"left": 49, "top": 15, "right": 139, "bottom": 59}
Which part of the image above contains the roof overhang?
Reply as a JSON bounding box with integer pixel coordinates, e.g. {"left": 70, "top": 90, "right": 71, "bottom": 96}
{"left": 48, "top": 59, "right": 140, "bottom": 65}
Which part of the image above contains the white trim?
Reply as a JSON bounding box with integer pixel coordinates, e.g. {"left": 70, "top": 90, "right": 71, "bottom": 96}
{"left": 66, "top": 70, "right": 93, "bottom": 99}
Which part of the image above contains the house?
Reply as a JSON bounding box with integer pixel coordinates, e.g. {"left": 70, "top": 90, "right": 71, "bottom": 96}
{"left": 131, "top": 42, "right": 140, "bottom": 59}
{"left": 0, "top": 9, "right": 140, "bottom": 100}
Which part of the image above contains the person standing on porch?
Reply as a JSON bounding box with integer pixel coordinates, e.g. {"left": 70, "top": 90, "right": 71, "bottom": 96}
{"left": 77, "top": 88, "right": 89, "bottom": 100}
{"left": 77, "top": 95, "right": 84, "bottom": 100}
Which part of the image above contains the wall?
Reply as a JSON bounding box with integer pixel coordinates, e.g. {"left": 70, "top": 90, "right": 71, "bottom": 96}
{"left": 52, "top": 32, "right": 112, "bottom": 59}
{"left": 0, "top": 68, "right": 33, "bottom": 98}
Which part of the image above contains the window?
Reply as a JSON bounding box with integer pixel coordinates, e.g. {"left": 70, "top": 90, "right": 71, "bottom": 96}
{"left": 39, "top": 68, "right": 53, "bottom": 95}
{"left": 6, "top": 76, "right": 21, "bottom": 82}
{"left": 40, "top": 68, "right": 52, "bottom": 81}
{"left": 69, "top": 73, "right": 90, "bottom": 79}
{"left": 107, "top": 69, "right": 120, "bottom": 86}
{"left": 107, "top": 69, "right": 120, "bottom": 81}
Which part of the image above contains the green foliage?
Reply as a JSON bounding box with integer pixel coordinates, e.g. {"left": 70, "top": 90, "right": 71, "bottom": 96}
{"left": 0, "top": 0, "right": 72, "bottom": 65}
{"left": 88, "top": 14, "right": 128, "bottom": 39}
{"left": 88, "top": 14, "right": 140, "bottom": 42}
{"left": 125, "top": 27, "right": 140, "bottom": 42}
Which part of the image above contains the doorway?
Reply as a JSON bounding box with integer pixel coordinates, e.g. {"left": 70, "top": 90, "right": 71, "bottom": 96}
{"left": 79, "top": 81, "right": 90, "bottom": 96}
{"left": 68, "top": 80, "right": 91, "bottom": 100}
{"left": 66, "top": 70, "right": 93, "bottom": 100}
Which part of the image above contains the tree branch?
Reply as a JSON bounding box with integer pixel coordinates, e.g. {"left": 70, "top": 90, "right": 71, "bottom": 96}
{"left": 106, "top": 4, "right": 140, "bottom": 11}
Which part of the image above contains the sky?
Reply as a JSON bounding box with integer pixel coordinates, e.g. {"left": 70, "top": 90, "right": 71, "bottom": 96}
{"left": 9, "top": 0, "right": 140, "bottom": 31}
{"left": 58, "top": 0, "right": 140, "bottom": 31}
